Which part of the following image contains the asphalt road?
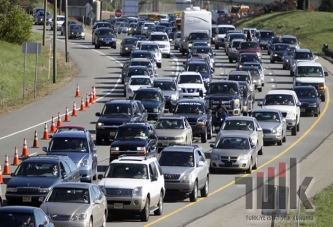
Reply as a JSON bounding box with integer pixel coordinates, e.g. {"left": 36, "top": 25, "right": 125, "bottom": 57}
{"left": 0, "top": 26, "right": 332, "bottom": 227}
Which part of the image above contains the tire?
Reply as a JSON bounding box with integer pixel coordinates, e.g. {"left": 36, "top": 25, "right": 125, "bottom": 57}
{"left": 258, "top": 146, "right": 263, "bottom": 155}
{"left": 283, "top": 134, "right": 286, "bottom": 142}
{"left": 189, "top": 181, "right": 198, "bottom": 202}
{"left": 93, "top": 166, "right": 97, "bottom": 181}
{"left": 94, "top": 44, "right": 98, "bottom": 49}
{"left": 167, "top": 54, "right": 171, "bottom": 58}
{"left": 283, "top": 65, "right": 286, "bottom": 70}
{"left": 291, "top": 126, "right": 297, "bottom": 136}
{"left": 297, "top": 121, "right": 300, "bottom": 132}
{"left": 101, "top": 211, "right": 107, "bottom": 227}
{"left": 154, "top": 192, "right": 163, "bottom": 215}
{"left": 201, "top": 131, "right": 207, "bottom": 143}
{"left": 88, "top": 218, "right": 93, "bottom": 227}
{"left": 270, "top": 59, "right": 274, "bottom": 63}
{"left": 140, "top": 197, "right": 150, "bottom": 221}
{"left": 95, "top": 136, "right": 102, "bottom": 145}
{"left": 252, "top": 156, "right": 258, "bottom": 170}
{"left": 200, "top": 177, "right": 209, "bottom": 197}
{"left": 258, "top": 88, "right": 262, "bottom": 92}
{"left": 215, "top": 45, "right": 219, "bottom": 50}
{"left": 321, "top": 96, "right": 326, "bottom": 102}
{"left": 207, "top": 126, "right": 212, "bottom": 139}
{"left": 246, "top": 158, "right": 252, "bottom": 174}
{"left": 277, "top": 139, "right": 282, "bottom": 146}
{"left": 229, "top": 58, "right": 232, "bottom": 63}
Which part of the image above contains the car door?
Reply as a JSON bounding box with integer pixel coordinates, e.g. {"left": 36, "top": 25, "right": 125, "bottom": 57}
{"left": 194, "top": 150, "right": 205, "bottom": 189}
{"left": 60, "top": 161, "right": 72, "bottom": 181}
{"left": 254, "top": 119, "right": 264, "bottom": 150}
{"left": 91, "top": 185, "right": 104, "bottom": 226}
{"left": 149, "top": 162, "right": 160, "bottom": 205}
{"left": 88, "top": 133, "right": 98, "bottom": 174}
{"left": 65, "top": 159, "right": 80, "bottom": 182}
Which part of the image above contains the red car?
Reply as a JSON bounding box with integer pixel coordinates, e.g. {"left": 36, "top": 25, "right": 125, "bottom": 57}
{"left": 49, "top": 125, "right": 86, "bottom": 138}
{"left": 237, "top": 41, "right": 262, "bottom": 59}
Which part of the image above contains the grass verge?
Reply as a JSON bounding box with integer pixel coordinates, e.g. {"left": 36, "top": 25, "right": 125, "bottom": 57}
{"left": 234, "top": 11, "right": 333, "bottom": 55}
{"left": 0, "top": 31, "right": 79, "bottom": 116}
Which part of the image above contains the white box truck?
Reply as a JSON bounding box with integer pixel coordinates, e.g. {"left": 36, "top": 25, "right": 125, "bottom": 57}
{"left": 180, "top": 7, "right": 212, "bottom": 55}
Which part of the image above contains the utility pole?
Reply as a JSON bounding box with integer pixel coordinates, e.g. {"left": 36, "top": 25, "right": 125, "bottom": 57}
{"left": 65, "top": 0, "right": 69, "bottom": 62}
{"left": 53, "top": 0, "right": 57, "bottom": 83}
{"left": 42, "top": 0, "right": 47, "bottom": 46}
{"left": 59, "top": 0, "right": 62, "bottom": 15}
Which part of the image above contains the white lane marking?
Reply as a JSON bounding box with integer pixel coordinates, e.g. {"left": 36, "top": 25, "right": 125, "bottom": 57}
{"left": 0, "top": 39, "right": 123, "bottom": 140}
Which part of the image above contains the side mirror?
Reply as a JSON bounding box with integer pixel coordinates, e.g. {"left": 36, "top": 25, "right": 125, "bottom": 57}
{"left": 257, "top": 101, "right": 263, "bottom": 106}
{"left": 183, "top": 61, "right": 186, "bottom": 65}
{"left": 210, "top": 144, "right": 215, "bottom": 148}
{"left": 94, "top": 199, "right": 101, "bottom": 204}
{"left": 257, "top": 127, "right": 262, "bottom": 131}
{"left": 151, "top": 175, "right": 158, "bottom": 181}
{"left": 324, "top": 72, "right": 328, "bottom": 77}
{"left": 198, "top": 161, "right": 204, "bottom": 167}
{"left": 296, "top": 101, "right": 301, "bottom": 106}
{"left": 98, "top": 174, "right": 104, "bottom": 180}
{"left": 207, "top": 109, "right": 212, "bottom": 114}
{"left": 199, "top": 90, "right": 204, "bottom": 98}
{"left": 38, "top": 197, "right": 45, "bottom": 203}
{"left": 150, "top": 134, "right": 157, "bottom": 140}
{"left": 95, "top": 112, "right": 101, "bottom": 117}
{"left": 42, "top": 147, "right": 47, "bottom": 152}
{"left": 61, "top": 171, "right": 67, "bottom": 179}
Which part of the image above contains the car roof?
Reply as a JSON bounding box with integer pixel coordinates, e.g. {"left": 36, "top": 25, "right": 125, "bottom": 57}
{"left": 128, "top": 65, "right": 148, "bottom": 69}
{"left": 161, "top": 145, "right": 196, "bottom": 153}
{"left": 112, "top": 155, "right": 156, "bottom": 164}
{"left": 216, "top": 25, "right": 235, "bottom": 28}
{"left": 131, "top": 58, "right": 150, "bottom": 62}
{"left": 225, "top": 116, "right": 256, "bottom": 121}
{"left": 240, "top": 52, "right": 259, "bottom": 56}
{"left": 266, "top": 90, "right": 297, "bottom": 95}
{"left": 130, "top": 75, "right": 151, "bottom": 79}
{"left": 178, "top": 99, "right": 205, "bottom": 104}
{"left": 239, "top": 66, "right": 259, "bottom": 70}
{"left": 229, "top": 70, "right": 249, "bottom": 75}
{"left": 294, "top": 48, "right": 312, "bottom": 53}
{"left": 280, "top": 35, "right": 297, "bottom": 39}
{"left": 252, "top": 108, "right": 282, "bottom": 113}
{"left": 154, "top": 77, "right": 175, "bottom": 82}
{"left": 273, "top": 43, "right": 290, "bottom": 46}
{"left": 210, "top": 80, "right": 239, "bottom": 85}
{"left": 0, "top": 206, "right": 37, "bottom": 213}
{"left": 232, "top": 39, "right": 246, "bottom": 42}
{"left": 105, "top": 99, "right": 133, "bottom": 105}
{"left": 151, "top": 32, "right": 167, "bottom": 35}
{"left": 56, "top": 125, "right": 85, "bottom": 130}
{"left": 158, "top": 116, "right": 185, "bottom": 120}
{"left": 123, "top": 37, "right": 138, "bottom": 40}
{"left": 53, "top": 182, "right": 91, "bottom": 189}
{"left": 293, "top": 86, "right": 317, "bottom": 91}
{"left": 51, "top": 131, "right": 87, "bottom": 138}
{"left": 137, "top": 87, "right": 160, "bottom": 92}
{"left": 187, "top": 60, "right": 208, "bottom": 65}
{"left": 217, "top": 132, "right": 249, "bottom": 138}
{"left": 179, "top": 72, "right": 201, "bottom": 76}
{"left": 189, "top": 30, "right": 209, "bottom": 33}
{"left": 22, "top": 155, "right": 67, "bottom": 163}
{"left": 296, "top": 61, "right": 321, "bottom": 67}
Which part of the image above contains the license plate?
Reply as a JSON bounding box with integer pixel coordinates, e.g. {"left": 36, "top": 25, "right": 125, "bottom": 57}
{"left": 300, "top": 108, "right": 305, "bottom": 112}
{"left": 224, "top": 162, "right": 232, "bottom": 167}
{"left": 114, "top": 203, "right": 123, "bottom": 209}
{"left": 105, "top": 41, "right": 110, "bottom": 44}
{"left": 162, "top": 143, "right": 168, "bottom": 146}
{"left": 23, "top": 196, "right": 32, "bottom": 202}
{"left": 187, "top": 96, "right": 194, "bottom": 99}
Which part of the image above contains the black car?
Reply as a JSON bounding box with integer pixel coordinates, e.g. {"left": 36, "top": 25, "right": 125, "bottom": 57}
{"left": 92, "top": 21, "right": 112, "bottom": 36}
{"left": 93, "top": 28, "right": 117, "bottom": 49}
{"left": 5, "top": 155, "right": 80, "bottom": 205}
{"left": 267, "top": 36, "right": 280, "bottom": 55}
{"left": 109, "top": 122, "right": 158, "bottom": 162}
{"left": 132, "top": 34, "right": 147, "bottom": 40}
{"left": 256, "top": 30, "right": 275, "bottom": 50}
{"left": 35, "top": 11, "right": 52, "bottom": 25}
{"left": 124, "top": 65, "right": 151, "bottom": 84}
{"left": 60, "top": 20, "right": 76, "bottom": 36}
{"left": 68, "top": 24, "right": 85, "bottom": 40}
{"left": 173, "top": 99, "right": 212, "bottom": 143}
{"left": 133, "top": 87, "right": 166, "bottom": 121}
{"left": 120, "top": 37, "right": 138, "bottom": 56}
{"left": 95, "top": 100, "right": 147, "bottom": 144}
{"left": 270, "top": 43, "right": 290, "bottom": 63}
{"left": 130, "top": 50, "right": 157, "bottom": 67}
{"left": 236, "top": 53, "right": 261, "bottom": 70}
{"left": 293, "top": 86, "right": 321, "bottom": 117}
{"left": 0, "top": 206, "right": 54, "bottom": 226}
{"left": 184, "top": 59, "right": 213, "bottom": 89}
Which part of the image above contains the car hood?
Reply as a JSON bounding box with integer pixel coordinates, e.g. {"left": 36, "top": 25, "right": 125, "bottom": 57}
{"left": 140, "top": 100, "right": 161, "bottom": 108}
{"left": 161, "top": 90, "right": 176, "bottom": 97}
{"left": 205, "top": 94, "right": 240, "bottom": 101}
{"left": 272, "top": 50, "right": 285, "bottom": 55}
{"left": 156, "top": 129, "right": 186, "bottom": 137}
{"left": 99, "top": 35, "right": 115, "bottom": 39}
{"left": 257, "top": 121, "right": 281, "bottom": 130}
{"left": 217, "top": 34, "right": 227, "bottom": 39}
{"left": 262, "top": 105, "right": 295, "bottom": 112}
{"left": 173, "top": 114, "right": 202, "bottom": 122}
{"left": 112, "top": 140, "right": 148, "bottom": 147}
{"left": 298, "top": 97, "right": 318, "bottom": 103}
{"left": 212, "top": 148, "right": 250, "bottom": 157}
{"left": 98, "top": 116, "right": 131, "bottom": 124}
{"left": 178, "top": 84, "right": 205, "bottom": 89}
{"left": 40, "top": 203, "right": 90, "bottom": 216}
{"left": 295, "top": 77, "right": 324, "bottom": 83}
{"left": 239, "top": 49, "right": 260, "bottom": 54}
{"left": 161, "top": 166, "right": 194, "bottom": 176}
{"left": 7, "top": 177, "right": 61, "bottom": 188}
{"left": 99, "top": 178, "right": 150, "bottom": 188}
{"left": 129, "top": 85, "right": 150, "bottom": 91}
{"left": 47, "top": 152, "right": 89, "bottom": 165}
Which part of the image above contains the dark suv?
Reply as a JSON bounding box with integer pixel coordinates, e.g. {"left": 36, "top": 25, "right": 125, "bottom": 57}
{"left": 95, "top": 100, "right": 147, "bottom": 144}
{"left": 92, "top": 28, "right": 117, "bottom": 49}
{"left": 133, "top": 87, "right": 166, "bottom": 121}
{"left": 5, "top": 155, "right": 80, "bottom": 205}
{"left": 109, "top": 122, "right": 158, "bottom": 162}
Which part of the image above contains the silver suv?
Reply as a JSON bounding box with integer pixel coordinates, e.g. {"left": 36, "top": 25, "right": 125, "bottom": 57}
{"left": 158, "top": 145, "right": 209, "bottom": 202}
{"left": 98, "top": 155, "right": 165, "bottom": 222}
{"left": 153, "top": 77, "right": 180, "bottom": 112}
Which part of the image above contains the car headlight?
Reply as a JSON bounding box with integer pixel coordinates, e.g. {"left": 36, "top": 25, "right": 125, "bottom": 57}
{"left": 132, "top": 186, "right": 143, "bottom": 196}
{"left": 80, "top": 159, "right": 90, "bottom": 167}
{"left": 318, "top": 84, "right": 325, "bottom": 90}
{"left": 171, "top": 93, "right": 177, "bottom": 100}
{"left": 39, "top": 188, "right": 50, "bottom": 193}
{"left": 257, "top": 52, "right": 262, "bottom": 57}
{"left": 207, "top": 43, "right": 211, "bottom": 46}
{"left": 175, "top": 136, "right": 184, "bottom": 140}
{"left": 97, "top": 122, "right": 104, "bottom": 128}
{"left": 99, "top": 186, "right": 106, "bottom": 195}
{"left": 239, "top": 65, "right": 243, "bottom": 68}
{"left": 99, "top": 38, "right": 104, "bottom": 41}
{"left": 137, "top": 147, "right": 145, "bottom": 151}
{"left": 286, "top": 111, "right": 296, "bottom": 118}
{"left": 180, "top": 174, "right": 193, "bottom": 183}
{"left": 81, "top": 32, "right": 85, "bottom": 35}
{"left": 308, "top": 103, "right": 317, "bottom": 107}
{"left": 234, "top": 99, "right": 240, "bottom": 107}
{"left": 125, "top": 47, "right": 128, "bottom": 50}
{"left": 71, "top": 32, "right": 74, "bottom": 35}
{"left": 6, "top": 187, "right": 17, "bottom": 192}
{"left": 188, "top": 43, "right": 192, "bottom": 47}
{"left": 211, "top": 153, "right": 219, "bottom": 160}
{"left": 239, "top": 154, "right": 250, "bottom": 160}
{"left": 71, "top": 213, "right": 87, "bottom": 221}
{"left": 274, "top": 54, "right": 278, "bottom": 56}
{"left": 285, "top": 59, "right": 289, "bottom": 62}
{"left": 197, "top": 121, "right": 205, "bottom": 127}
{"left": 111, "top": 147, "right": 119, "bottom": 151}
{"left": 153, "top": 108, "right": 159, "bottom": 113}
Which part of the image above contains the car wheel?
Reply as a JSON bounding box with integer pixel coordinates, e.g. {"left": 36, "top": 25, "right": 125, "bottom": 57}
{"left": 252, "top": 156, "right": 258, "bottom": 170}
{"left": 189, "top": 181, "right": 198, "bottom": 202}
{"left": 94, "top": 44, "right": 98, "bottom": 49}
{"left": 215, "top": 45, "right": 219, "bottom": 50}
{"left": 314, "top": 107, "right": 320, "bottom": 117}
{"left": 93, "top": 166, "right": 97, "bottom": 181}
{"left": 95, "top": 136, "right": 102, "bottom": 145}
{"left": 154, "top": 192, "right": 163, "bottom": 215}
{"left": 321, "top": 96, "right": 326, "bottom": 102}
{"left": 283, "top": 134, "right": 286, "bottom": 142}
{"left": 258, "top": 88, "right": 262, "bottom": 92}
{"left": 277, "top": 139, "right": 282, "bottom": 146}
{"left": 258, "top": 145, "right": 263, "bottom": 155}
{"left": 246, "top": 158, "right": 252, "bottom": 174}
{"left": 88, "top": 217, "right": 93, "bottom": 227}
{"left": 283, "top": 65, "right": 286, "bottom": 70}
{"left": 140, "top": 197, "right": 150, "bottom": 221}
{"left": 167, "top": 54, "right": 171, "bottom": 58}
{"left": 291, "top": 126, "right": 297, "bottom": 136}
{"left": 229, "top": 58, "right": 232, "bottom": 63}
{"left": 61, "top": 31, "right": 63, "bottom": 35}
{"left": 201, "top": 131, "right": 207, "bottom": 143}
{"left": 243, "top": 112, "right": 248, "bottom": 116}
{"left": 102, "top": 211, "right": 107, "bottom": 227}
{"left": 207, "top": 126, "right": 212, "bottom": 139}
{"left": 200, "top": 177, "right": 209, "bottom": 197}
{"left": 270, "top": 59, "right": 274, "bottom": 63}
{"left": 297, "top": 121, "right": 300, "bottom": 132}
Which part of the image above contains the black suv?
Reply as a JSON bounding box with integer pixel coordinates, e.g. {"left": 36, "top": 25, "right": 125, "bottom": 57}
{"left": 133, "top": 87, "right": 166, "bottom": 121}
{"left": 173, "top": 99, "right": 212, "bottom": 143}
{"left": 93, "top": 28, "right": 117, "bottom": 49}
{"left": 6, "top": 155, "right": 80, "bottom": 205}
{"left": 95, "top": 100, "right": 148, "bottom": 144}
{"left": 109, "top": 122, "right": 158, "bottom": 162}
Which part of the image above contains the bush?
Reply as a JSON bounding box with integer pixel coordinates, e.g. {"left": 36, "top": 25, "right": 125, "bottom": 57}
{"left": 318, "top": 0, "right": 333, "bottom": 11}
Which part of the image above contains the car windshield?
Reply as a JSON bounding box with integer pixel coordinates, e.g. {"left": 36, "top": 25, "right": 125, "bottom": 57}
{"left": 232, "top": 41, "right": 242, "bottom": 48}
{"left": 155, "top": 27, "right": 166, "bottom": 32}
{"left": 14, "top": 163, "right": 60, "bottom": 177}
{"left": 0, "top": 212, "right": 35, "bottom": 226}
{"left": 229, "top": 34, "right": 246, "bottom": 41}
{"left": 216, "top": 137, "right": 250, "bottom": 149}
{"left": 208, "top": 83, "right": 238, "bottom": 94}
{"left": 187, "top": 64, "right": 208, "bottom": 73}
{"left": 295, "top": 52, "right": 313, "bottom": 59}
{"left": 141, "top": 44, "right": 159, "bottom": 52}
{"left": 153, "top": 81, "right": 176, "bottom": 90}
{"left": 55, "top": 127, "right": 85, "bottom": 133}
{"left": 194, "top": 48, "right": 213, "bottom": 56}
{"left": 156, "top": 119, "right": 184, "bottom": 129}
{"left": 132, "top": 53, "right": 152, "bottom": 60}
{"left": 127, "top": 68, "right": 148, "bottom": 76}
{"left": 274, "top": 45, "right": 289, "bottom": 51}
{"left": 294, "top": 89, "right": 317, "bottom": 98}
{"left": 253, "top": 112, "right": 281, "bottom": 122}
{"left": 189, "top": 33, "right": 208, "bottom": 40}
{"left": 240, "top": 55, "right": 259, "bottom": 63}
{"left": 240, "top": 42, "right": 259, "bottom": 49}
{"left": 70, "top": 25, "right": 83, "bottom": 30}
{"left": 174, "top": 102, "right": 204, "bottom": 114}
{"left": 124, "top": 38, "right": 137, "bottom": 44}
{"left": 217, "top": 27, "right": 235, "bottom": 34}
{"left": 228, "top": 74, "right": 250, "bottom": 82}
{"left": 134, "top": 91, "right": 160, "bottom": 101}
{"left": 104, "top": 164, "right": 149, "bottom": 179}
{"left": 58, "top": 17, "right": 65, "bottom": 21}
{"left": 114, "top": 127, "right": 149, "bottom": 140}
{"left": 150, "top": 35, "right": 168, "bottom": 41}
{"left": 243, "top": 63, "right": 261, "bottom": 70}
{"left": 129, "top": 78, "right": 151, "bottom": 85}
{"left": 263, "top": 94, "right": 295, "bottom": 106}
{"left": 49, "top": 137, "right": 88, "bottom": 152}
{"left": 221, "top": 120, "right": 254, "bottom": 131}
{"left": 281, "top": 37, "right": 297, "bottom": 44}
{"left": 284, "top": 48, "right": 295, "bottom": 56}
{"left": 178, "top": 74, "right": 202, "bottom": 84}
{"left": 101, "top": 104, "right": 131, "bottom": 116}
{"left": 131, "top": 61, "right": 150, "bottom": 67}
{"left": 99, "top": 30, "right": 114, "bottom": 36}
{"left": 47, "top": 188, "right": 90, "bottom": 204}
{"left": 159, "top": 151, "right": 194, "bottom": 167}
{"left": 96, "top": 23, "right": 111, "bottom": 28}
{"left": 260, "top": 31, "right": 274, "bottom": 38}
{"left": 296, "top": 66, "right": 323, "bottom": 77}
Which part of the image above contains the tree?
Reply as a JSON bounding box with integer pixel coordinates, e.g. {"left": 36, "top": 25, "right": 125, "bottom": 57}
{"left": 319, "top": 0, "right": 333, "bottom": 11}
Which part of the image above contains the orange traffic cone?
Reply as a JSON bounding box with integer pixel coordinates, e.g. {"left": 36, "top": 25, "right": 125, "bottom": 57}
{"left": 85, "top": 94, "right": 90, "bottom": 108}
{"left": 12, "top": 147, "right": 20, "bottom": 165}
{"left": 89, "top": 90, "right": 94, "bottom": 104}
{"left": 57, "top": 112, "right": 62, "bottom": 127}
{"left": 0, "top": 165, "right": 3, "bottom": 183}
{"left": 80, "top": 97, "right": 85, "bottom": 111}
{"left": 50, "top": 116, "right": 57, "bottom": 133}
{"left": 75, "top": 84, "right": 80, "bottom": 97}
{"left": 93, "top": 86, "right": 97, "bottom": 100}
{"left": 32, "top": 130, "right": 39, "bottom": 148}
{"left": 3, "top": 154, "right": 10, "bottom": 175}
{"left": 21, "top": 138, "right": 29, "bottom": 156}
{"left": 72, "top": 101, "right": 78, "bottom": 116}
{"left": 42, "top": 123, "right": 49, "bottom": 140}
{"left": 64, "top": 107, "right": 70, "bottom": 122}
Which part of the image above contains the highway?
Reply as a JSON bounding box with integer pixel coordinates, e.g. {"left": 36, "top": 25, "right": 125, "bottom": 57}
{"left": 0, "top": 25, "right": 332, "bottom": 227}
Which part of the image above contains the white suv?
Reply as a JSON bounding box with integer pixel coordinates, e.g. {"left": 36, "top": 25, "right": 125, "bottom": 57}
{"left": 98, "top": 155, "right": 165, "bottom": 222}
{"left": 139, "top": 41, "right": 162, "bottom": 68}
{"left": 50, "top": 15, "right": 65, "bottom": 31}
{"left": 149, "top": 32, "right": 171, "bottom": 58}
{"left": 258, "top": 90, "right": 301, "bottom": 136}
{"left": 177, "top": 72, "right": 206, "bottom": 99}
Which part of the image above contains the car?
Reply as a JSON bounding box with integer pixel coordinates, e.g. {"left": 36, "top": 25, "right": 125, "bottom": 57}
{"left": 127, "top": 22, "right": 138, "bottom": 35}
{"left": 60, "top": 20, "right": 76, "bottom": 36}
{"left": 141, "top": 22, "right": 156, "bottom": 35}
{"left": 123, "top": 65, "right": 151, "bottom": 84}
{"left": 258, "top": 90, "right": 301, "bottom": 136}
{"left": 92, "top": 21, "right": 112, "bottom": 36}
{"left": 216, "top": 116, "right": 264, "bottom": 155}
{"left": 155, "top": 116, "right": 193, "bottom": 151}
{"left": 35, "top": 11, "right": 52, "bottom": 25}
{"left": 132, "top": 87, "right": 166, "bottom": 121}
{"left": 188, "top": 45, "right": 216, "bottom": 69}
{"left": 251, "top": 109, "right": 287, "bottom": 145}
{"left": 50, "top": 15, "right": 65, "bottom": 31}
{"left": 227, "top": 38, "right": 245, "bottom": 63}
{"left": 68, "top": 24, "right": 85, "bottom": 40}
{"left": 95, "top": 99, "right": 147, "bottom": 144}
{"left": 129, "top": 50, "right": 158, "bottom": 68}
{"left": 278, "top": 34, "right": 300, "bottom": 49}
{"left": 42, "top": 131, "right": 98, "bottom": 182}
{"left": 5, "top": 155, "right": 80, "bottom": 205}
{"left": 0, "top": 206, "right": 54, "bottom": 226}
{"left": 92, "top": 28, "right": 117, "bottom": 49}
{"left": 40, "top": 182, "right": 107, "bottom": 227}
{"left": 290, "top": 48, "right": 316, "bottom": 76}
{"left": 139, "top": 42, "right": 162, "bottom": 68}
{"left": 214, "top": 24, "right": 236, "bottom": 49}
{"left": 270, "top": 43, "right": 290, "bottom": 63}
{"left": 158, "top": 145, "right": 209, "bottom": 201}
{"left": 237, "top": 41, "right": 262, "bottom": 59}
{"left": 153, "top": 77, "right": 180, "bottom": 112}
{"left": 182, "top": 30, "right": 210, "bottom": 55}
{"left": 148, "top": 32, "right": 171, "bottom": 58}
{"left": 184, "top": 59, "right": 213, "bottom": 89}
{"left": 176, "top": 72, "right": 206, "bottom": 99}
{"left": 224, "top": 31, "right": 247, "bottom": 53}
{"left": 174, "top": 31, "right": 182, "bottom": 50}
{"left": 236, "top": 53, "right": 261, "bottom": 70}
{"left": 282, "top": 46, "right": 296, "bottom": 70}
{"left": 165, "top": 26, "right": 176, "bottom": 41}
{"left": 210, "top": 133, "right": 259, "bottom": 173}
{"left": 48, "top": 125, "right": 86, "bottom": 138}
{"left": 242, "top": 62, "right": 265, "bottom": 87}
{"left": 120, "top": 36, "right": 138, "bottom": 56}
{"left": 129, "top": 57, "right": 157, "bottom": 77}
{"left": 267, "top": 36, "right": 280, "bottom": 55}
{"left": 98, "top": 155, "right": 165, "bottom": 221}
{"left": 211, "top": 24, "right": 217, "bottom": 44}
{"left": 227, "top": 70, "right": 255, "bottom": 97}
{"left": 256, "top": 30, "right": 275, "bottom": 50}
{"left": 126, "top": 75, "right": 153, "bottom": 99}
{"left": 173, "top": 99, "right": 213, "bottom": 143}
{"left": 117, "top": 22, "right": 129, "bottom": 34}
{"left": 238, "top": 66, "right": 263, "bottom": 92}
{"left": 293, "top": 86, "right": 321, "bottom": 117}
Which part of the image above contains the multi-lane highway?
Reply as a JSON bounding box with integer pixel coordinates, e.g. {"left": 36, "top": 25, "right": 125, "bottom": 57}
{"left": 0, "top": 25, "right": 332, "bottom": 227}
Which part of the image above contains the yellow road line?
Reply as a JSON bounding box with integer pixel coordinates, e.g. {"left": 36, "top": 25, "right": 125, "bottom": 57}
{"left": 145, "top": 87, "right": 330, "bottom": 227}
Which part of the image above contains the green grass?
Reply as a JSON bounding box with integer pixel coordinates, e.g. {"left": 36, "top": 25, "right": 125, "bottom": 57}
{"left": 234, "top": 11, "right": 333, "bottom": 55}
